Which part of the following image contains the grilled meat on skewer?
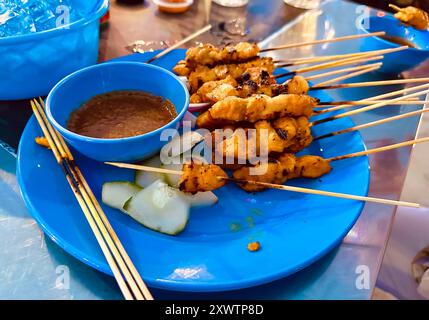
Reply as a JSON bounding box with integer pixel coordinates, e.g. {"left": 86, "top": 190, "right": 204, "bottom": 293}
{"left": 178, "top": 162, "right": 228, "bottom": 194}
{"left": 233, "top": 154, "right": 332, "bottom": 192}
{"left": 175, "top": 154, "right": 332, "bottom": 194}
{"left": 190, "top": 73, "right": 310, "bottom": 104}
{"left": 184, "top": 42, "right": 260, "bottom": 68}
{"left": 391, "top": 5, "right": 429, "bottom": 30}
{"left": 214, "top": 116, "right": 313, "bottom": 161}
{"left": 185, "top": 57, "right": 275, "bottom": 92}
{"left": 197, "top": 94, "right": 318, "bottom": 128}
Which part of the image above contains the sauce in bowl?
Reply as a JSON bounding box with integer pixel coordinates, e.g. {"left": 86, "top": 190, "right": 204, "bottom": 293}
{"left": 67, "top": 90, "right": 177, "bottom": 139}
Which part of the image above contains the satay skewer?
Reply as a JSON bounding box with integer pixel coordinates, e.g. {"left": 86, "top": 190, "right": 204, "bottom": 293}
{"left": 276, "top": 53, "right": 374, "bottom": 67}
{"left": 311, "top": 86, "right": 429, "bottom": 126}
{"left": 275, "top": 48, "right": 399, "bottom": 66}
{"left": 104, "top": 162, "right": 418, "bottom": 207}
{"left": 197, "top": 90, "right": 428, "bottom": 130}
{"left": 226, "top": 179, "right": 418, "bottom": 207}
{"left": 314, "top": 108, "right": 429, "bottom": 140}
{"left": 106, "top": 135, "right": 429, "bottom": 208}
{"left": 316, "top": 99, "right": 426, "bottom": 106}
{"left": 274, "top": 46, "right": 407, "bottom": 79}
{"left": 305, "top": 63, "right": 382, "bottom": 82}
{"left": 305, "top": 62, "right": 383, "bottom": 86}
{"left": 388, "top": 4, "right": 404, "bottom": 12}
{"left": 328, "top": 136, "right": 429, "bottom": 161}
{"left": 190, "top": 64, "right": 382, "bottom": 106}
{"left": 145, "top": 25, "right": 212, "bottom": 63}
{"left": 260, "top": 31, "right": 386, "bottom": 52}
{"left": 311, "top": 77, "right": 429, "bottom": 90}
{"left": 317, "top": 83, "right": 429, "bottom": 114}
{"left": 313, "top": 64, "right": 381, "bottom": 87}
{"left": 274, "top": 55, "right": 386, "bottom": 79}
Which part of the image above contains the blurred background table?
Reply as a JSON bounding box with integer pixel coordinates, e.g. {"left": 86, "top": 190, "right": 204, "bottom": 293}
{"left": 1, "top": 0, "right": 428, "bottom": 299}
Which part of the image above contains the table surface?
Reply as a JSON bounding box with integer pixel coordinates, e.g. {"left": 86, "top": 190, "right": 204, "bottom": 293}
{"left": 0, "top": 0, "right": 427, "bottom": 299}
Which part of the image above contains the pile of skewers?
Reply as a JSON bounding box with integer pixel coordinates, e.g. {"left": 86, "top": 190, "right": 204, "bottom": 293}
{"left": 106, "top": 34, "right": 429, "bottom": 206}
{"left": 126, "top": 37, "right": 420, "bottom": 195}
{"left": 172, "top": 33, "right": 414, "bottom": 109}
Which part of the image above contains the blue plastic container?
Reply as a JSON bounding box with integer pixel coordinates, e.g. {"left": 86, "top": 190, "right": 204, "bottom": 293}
{"left": 46, "top": 62, "right": 190, "bottom": 162}
{"left": 358, "top": 14, "right": 429, "bottom": 74}
{"left": 0, "top": 0, "right": 109, "bottom": 100}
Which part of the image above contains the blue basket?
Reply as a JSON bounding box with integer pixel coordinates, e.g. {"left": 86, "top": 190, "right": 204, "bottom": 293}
{"left": 0, "top": 0, "right": 109, "bottom": 100}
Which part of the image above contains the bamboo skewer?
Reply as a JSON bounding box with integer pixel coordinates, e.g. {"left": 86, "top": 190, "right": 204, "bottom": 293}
{"left": 106, "top": 162, "right": 418, "bottom": 207}
{"left": 226, "top": 178, "right": 418, "bottom": 208}
{"left": 314, "top": 108, "right": 429, "bottom": 140}
{"left": 32, "top": 100, "right": 153, "bottom": 301}
{"left": 317, "top": 83, "right": 429, "bottom": 114}
{"left": 105, "top": 162, "right": 184, "bottom": 175}
{"left": 316, "top": 100, "right": 428, "bottom": 107}
{"left": 314, "top": 64, "right": 381, "bottom": 87}
{"left": 389, "top": 4, "right": 403, "bottom": 12}
{"left": 275, "top": 45, "right": 407, "bottom": 79}
{"left": 327, "top": 137, "right": 429, "bottom": 161}
{"left": 274, "top": 55, "right": 385, "bottom": 79}
{"left": 311, "top": 77, "right": 429, "bottom": 91}
{"left": 106, "top": 135, "right": 429, "bottom": 208}
{"left": 33, "top": 101, "right": 146, "bottom": 300}
{"left": 275, "top": 47, "right": 403, "bottom": 66}
{"left": 31, "top": 101, "right": 135, "bottom": 300}
{"left": 145, "top": 24, "right": 212, "bottom": 63}
{"left": 311, "top": 86, "right": 429, "bottom": 126}
{"left": 105, "top": 148, "right": 421, "bottom": 208}
{"left": 36, "top": 99, "right": 153, "bottom": 300}
{"left": 276, "top": 52, "right": 369, "bottom": 68}
{"left": 260, "top": 31, "right": 386, "bottom": 52}
{"left": 107, "top": 162, "right": 184, "bottom": 175}
{"left": 306, "top": 63, "right": 382, "bottom": 83}
{"left": 33, "top": 103, "right": 144, "bottom": 301}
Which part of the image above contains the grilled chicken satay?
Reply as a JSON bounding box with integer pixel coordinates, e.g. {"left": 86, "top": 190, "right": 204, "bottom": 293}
{"left": 173, "top": 60, "right": 191, "bottom": 77}
{"left": 178, "top": 162, "right": 229, "bottom": 194}
{"left": 392, "top": 5, "right": 429, "bottom": 30}
{"left": 176, "top": 154, "right": 332, "bottom": 193}
{"left": 197, "top": 94, "right": 318, "bottom": 129}
{"left": 184, "top": 42, "right": 260, "bottom": 68}
{"left": 190, "top": 67, "right": 274, "bottom": 104}
{"left": 215, "top": 116, "right": 313, "bottom": 161}
{"left": 187, "top": 57, "right": 275, "bottom": 92}
{"left": 233, "top": 154, "right": 332, "bottom": 192}
{"left": 191, "top": 73, "right": 310, "bottom": 104}
{"left": 190, "top": 76, "right": 238, "bottom": 104}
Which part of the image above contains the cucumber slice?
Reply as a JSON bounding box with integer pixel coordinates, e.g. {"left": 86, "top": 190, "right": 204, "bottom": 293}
{"left": 181, "top": 191, "right": 218, "bottom": 207}
{"left": 102, "top": 181, "right": 142, "bottom": 212}
{"left": 123, "top": 180, "right": 189, "bottom": 235}
{"left": 161, "top": 162, "right": 183, "bottom": 187}
{"left": 135, "top": 155, "right": 165, "bottom": 187}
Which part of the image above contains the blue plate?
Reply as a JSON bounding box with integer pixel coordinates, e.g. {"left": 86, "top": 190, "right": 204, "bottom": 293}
{"left": 17, "top": 50, "right": 369, "bottom": 292}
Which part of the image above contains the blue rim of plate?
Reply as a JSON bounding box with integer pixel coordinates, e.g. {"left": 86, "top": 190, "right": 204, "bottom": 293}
{"left": 16, "top": 49, "right": 370, "bottom": 292}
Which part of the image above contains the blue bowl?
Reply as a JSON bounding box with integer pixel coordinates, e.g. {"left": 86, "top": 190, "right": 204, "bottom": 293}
{"left": 46, "top": 61, "right": 190, "bottom": 162}
{"left": 357, "top": 14, "right": 429, "bottom": 74}
{"left": 0, "top": 0, "right": 109, "bottom": 100}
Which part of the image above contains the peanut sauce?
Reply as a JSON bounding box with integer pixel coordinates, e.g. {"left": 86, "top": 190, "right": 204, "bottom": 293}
{"left": 67, "top": 90, "right": 177, "bottom": 139}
